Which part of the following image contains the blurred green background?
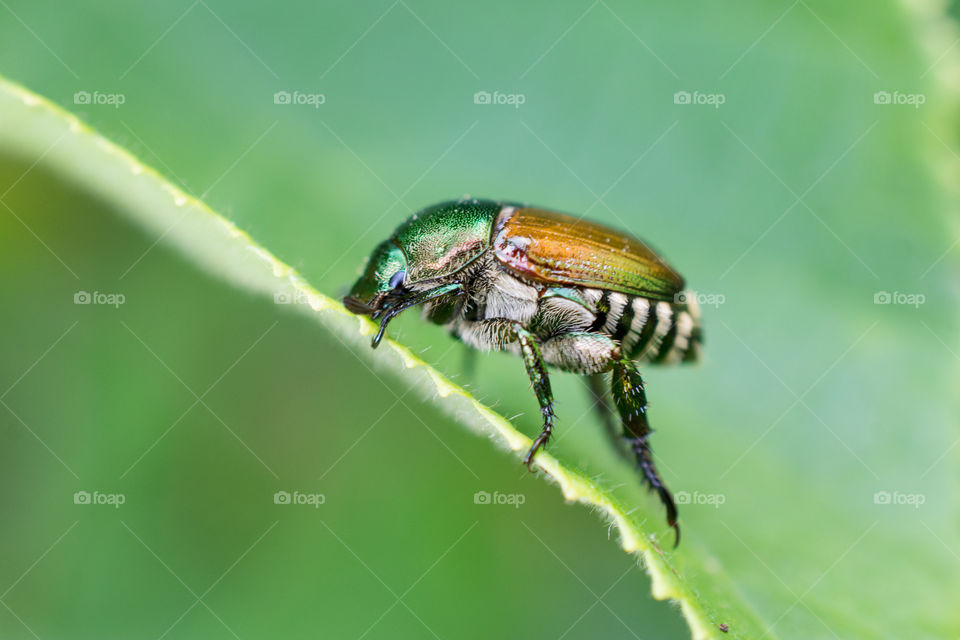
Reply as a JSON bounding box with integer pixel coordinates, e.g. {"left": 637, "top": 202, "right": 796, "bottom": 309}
{"left": 1, "top": 1, "right": 959, "bottom": 638}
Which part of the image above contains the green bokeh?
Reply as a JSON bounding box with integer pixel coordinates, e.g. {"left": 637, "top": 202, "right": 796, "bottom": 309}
{"left": 1, "top": 1, "right": 958, "bottom": 638}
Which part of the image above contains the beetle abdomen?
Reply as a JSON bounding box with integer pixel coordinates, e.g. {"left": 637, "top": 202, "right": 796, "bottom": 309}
{"left": 589, "top": 289, "right": 702, "bottom": 364}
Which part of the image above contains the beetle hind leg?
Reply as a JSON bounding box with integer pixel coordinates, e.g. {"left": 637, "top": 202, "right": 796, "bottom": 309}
{"left": 610, "top": 358, "right": 680, "bottom": 547}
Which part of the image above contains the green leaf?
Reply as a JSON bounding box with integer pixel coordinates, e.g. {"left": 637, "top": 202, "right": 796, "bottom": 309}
{"left": 0, "top": 75, "right": 764, "bottom": 640}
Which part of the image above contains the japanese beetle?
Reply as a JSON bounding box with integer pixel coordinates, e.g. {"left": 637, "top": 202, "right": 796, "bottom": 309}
{"left": 344, "top": 199, "right": 702, "bottom": 545}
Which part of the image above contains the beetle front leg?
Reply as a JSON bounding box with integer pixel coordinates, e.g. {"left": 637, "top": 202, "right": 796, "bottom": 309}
{"left": 371, "top": 283, "right": 463, "bottom": 348}
{"left": 611, "top": 358, "right": 680, "bottom": 547}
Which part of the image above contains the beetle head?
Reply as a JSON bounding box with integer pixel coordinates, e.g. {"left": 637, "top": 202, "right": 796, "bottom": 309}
{"left": 344, "top": 201, "right": 499, "bottom": 348}
{"left": 343, "top": 240, "right": 408, "bottom": 317}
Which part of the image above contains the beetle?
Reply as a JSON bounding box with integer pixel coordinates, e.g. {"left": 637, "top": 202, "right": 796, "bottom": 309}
{"left": 343, "top": 199, "right": 702, "bottom": 545}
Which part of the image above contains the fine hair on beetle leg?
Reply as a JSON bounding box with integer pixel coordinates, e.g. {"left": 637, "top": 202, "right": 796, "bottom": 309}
{"left": 512, "top": 324, "right": 555, "bottom": 471}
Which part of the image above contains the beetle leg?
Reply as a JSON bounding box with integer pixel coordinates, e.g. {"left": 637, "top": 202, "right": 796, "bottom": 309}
{"left": 586, "top": 374, "right": 631, "bottom": 463}
{"left": 534, "top": 331, "right": 627, "bottom": 460}
{"left": 371, "top": 283, "right": 463, "bottom": 348}
{"left": 452, "top": 318, "right": 554, "bottom": 471}
{"left": 512, "top": 325, "right": 555, "bottom": 472}
{"left": 610, "top": 358, "right": 680, "bottom": 547}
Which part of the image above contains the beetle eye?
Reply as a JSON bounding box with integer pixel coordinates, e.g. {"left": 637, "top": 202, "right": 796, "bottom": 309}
{"left": 388, "top": 270, "right": 406, "bottom": 290}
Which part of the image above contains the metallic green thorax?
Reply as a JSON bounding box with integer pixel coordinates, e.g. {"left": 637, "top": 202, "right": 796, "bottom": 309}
{"left": 393, "top": 200, "right": 500, "bottom": 282}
